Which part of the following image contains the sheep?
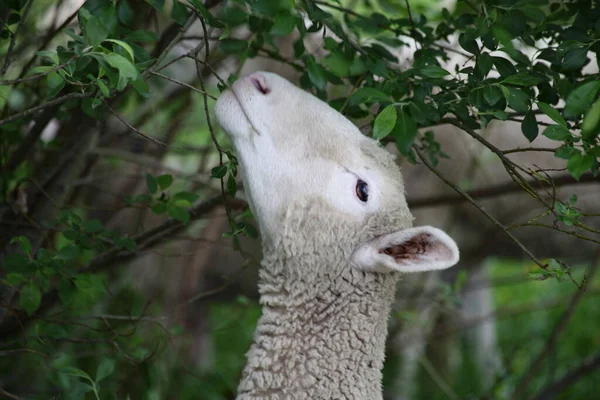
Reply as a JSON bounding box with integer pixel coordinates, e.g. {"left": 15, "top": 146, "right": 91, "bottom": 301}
{"left": 214, "top": 71, "right": 460, "bottom": 400}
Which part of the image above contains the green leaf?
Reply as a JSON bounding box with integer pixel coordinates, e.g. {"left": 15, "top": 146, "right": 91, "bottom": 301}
{"left": 537, "top": 102, "right": 567, "bottom": 128}
{"left": 123, "top": 30, "right": 158, "bottom": 43}
{"left": 503, "top": 86, "right": 530, "bottom": 112}
{"left": 306, "top": 57, "right": 327, "bottom": 91}
{"left": 581, "top": 97, "right": 600, "bottom": 138}
{"left": 5, "top": 273, "right": 26, "bottom": 286}
{"left": 46, "top": 71, "right": 65, "bottom": 99}
{"left": 10, "top": 236, "right": 32, "bottom": 255}
{"left": 20, "top": 282, "right": 41, "bottom": 316}
{"left": 104, "top": 39, "right": 135, "bottom": 62}
{"left": 543, "top": 125, "right": 571, "bottom": 141}
{"left": 492, "top": 56, "right": 517, "bottom": 77}
{"left": 145, "top": 0, "right": 164, "bottom": 11}
{"left": 171, "top": 0, "right": 189, "bottom": 25}
{"left": 349, "top": 87, "right": 389, "bottom": 105}
{"left": 146, "top": 174, "right": 158, "bottom": 194}
{"left": 477, "top": 53, "right": 494, "bottom": 76}
{"left": 373, "top": 105, "right": 397, "bottom": 140}
{"left": 211, "top": 164, "right": 227, "bottom": 179}
{"left": 168, "top": 205, "right": 190, "bottom": 224}
{"left": 95, "top": 358, "right": 115, "bottom": 383}
{"left": 322, "top": 52, "right": 350, "bottom": 77}
{"left": 564, "top": 81, "right": 600, "bottom": 119}
{"left": 227, "top": 174, "right": 237, "bottom": 197}
{"left": 151, "top": 203, "right": 167, "bottom": 214}
{"left": 82, "top": 219, "right": 103, "bottom": 233}
{"left": 101, "top": 53, "right": 139, "bottom": 80}
{"left": 567, "top": 153, "right": 593, "bottom": 180}
{"left": 562, "top": 46, "right": 589, "bottom": 71}
{"left": 483, "top": 85, "right": 502, "bottom": 105}
{"left": 36, "top": 50, "right": 59, "bottom": 64}
{"left": 156, "top": 174, "right": 173, "bottom": 190}
{"left": 173, "top": 191, "right": 199, "bottom": 204}
{"left": 219, "top": 38, "right": 248, "bottom": 54}
{"left": 62, "top": 366, "right": 92, "bottom": 381}
{"left": 270, "top": 13, "right": 296, "bottom": 36}
{"left": 521, "top": 111, "right": 539, "bottom": 142}
{"left": 392, "top": 110, "right": 418, "bottom": 156}
{"left": 501, "top": 72, "right": 544, "bottom": 87}
{"left": 189, "top": 0, "right": 224, "bottom": 27}
{"left": 97, "top": 79, "right": 110, "bottom": 97}
{"left": 420, "top": 65, "right": 450, "bottom": 78}
{"left": 84, "top": 16, "right": 109, "bottom": 46}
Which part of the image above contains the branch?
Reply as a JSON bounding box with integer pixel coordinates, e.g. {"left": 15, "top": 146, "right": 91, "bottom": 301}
{"left": 530, "top": 351, "right": 600, "bottom": 400}
{"left": 513, "top": 253, "right": 600, "bottom": 398}
{"left": 414, "top": 147, "right": 549, "bottom": 272}
{"left": 0, "top": 0, "right": 34, "bottom": 77}
{"left": 147, "top": 70, "right": 217, "bottom": 99}
{"left": 0, "top": 55, "right": 78, "bottom": 86}
{"left": 0, "top": 92, "right": 93, "bottom": 127}
{"left": 407, "top": 173, "right": 599, "bottom": 209}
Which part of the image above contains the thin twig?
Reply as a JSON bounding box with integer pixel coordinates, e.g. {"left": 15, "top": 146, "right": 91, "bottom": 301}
{"left": 1, "top": 55, "right": 78, "bottom": 86}
{"left": 513, "top": 252, "right": 600, "bottom": 398}
{"left": 148, "top": 70, "right": 217, "bottom": 99}
{"left": 102, "top": 100, "right": 177, "bottom": 148}
{"left": 503, "top": 147, "right": 557, "bottom": 155}
{"left": 0, "top": 0, "right": 34, "bottom": 77}
{"left": 0, "top": 92, "right": 93, "bottom": 127}
{"left": 414, "top": 146, "right": 548, "bottom": 271}
{"left": 530, "top": 351, "right": 600, "bottom": 400}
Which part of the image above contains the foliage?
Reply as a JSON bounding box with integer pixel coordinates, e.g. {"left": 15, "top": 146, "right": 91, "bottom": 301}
{"left": 0, "top": 0, "right": 599, "bottom": 399}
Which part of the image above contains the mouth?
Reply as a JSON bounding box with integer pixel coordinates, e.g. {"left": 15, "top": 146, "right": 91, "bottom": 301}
{"left": 230, "top": 86, "right": 261, "bottom": 136}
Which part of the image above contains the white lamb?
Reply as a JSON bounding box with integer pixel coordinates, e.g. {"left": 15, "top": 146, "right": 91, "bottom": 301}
{"left": 214, "top": 71, "right": 460, "bottom": 400}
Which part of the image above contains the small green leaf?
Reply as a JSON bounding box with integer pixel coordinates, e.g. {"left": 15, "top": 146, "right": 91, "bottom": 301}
{"left": 504, "top": 86, "right": 530, "bottom": 112}
{"left": 173, "top": 191, "right": 199, "bottom": 203}
{"left": 581, "top": 97, "right": 600, "bottom": 138}
{"left": 188, "top": 0, "right": 224, "bottom": 27}
{"left": 322, "top": 52, "right": 350, "bottom": 77}
{"left": 270, "top": 13, "right": 296, "bottom": 36}
{"left": 564, "top": 81, "right": 600, "bottom": 119}
{"left": 306, "top": 57, "right": 327, "bottom": 91}
{"left": 220, "top": 38, "right": 248, "bottom": 54}
{"left": 95, "top": 358, "right": 115, "bottom": 383}
{"left": 501, "top": 72, "right": 544, "bottom": 87}
{"left": 492, "top": 56, "right": 517, "bottom": 77}
{"left": 104, "top": 39, "right": 135, "bottom": 62}
{"left": 20, "top": 282, "right": 41, "bottom": 316}
{"left": 36, "top": 50, "right": 59, "bottom": 64}
{"left": 46, "top": 71, "right": 65, "bottom": 99}
{"left": 373, "top": 105, "right": 397, "bottom": 140}
{"left": 349, "top": 87, "right": 389, "bottom": 105}
{"left": 536, "top": 102, "right": 567, "bottom": 128}
{"left": 151, "top": 202, "right": 167, "bottom": 214}
{"left": 477, "top": 53, "right": 494, "bottom": 76}
{"left": 101, "top": 53, "right": 139, "bottom": 80}
{"left": 5, "top": 273, "right": 26, "bottom": 286}
{"left": 483, "top": 85, "right": 502, "bottom": 105}
{"left": 420, "top": 65, "right": 450, "bottom": 78}
{"left": 62, "top": 366, "right": 92, "bottom": 381}
{"left": 392, "top": 110, "right": 418, "bottom": 156}
{"left": 211, "top": 164, "right": 228, "bottom": 179}
{"left": 84, "top": 16, "right": 109, "bottom": 46}
{"left": 146, "top": 174, "right": 158, "bottom": 194}
{"left": 171, "top": 0, "right": 189, "bottom": 25}
{"left": 156, "top": 174, "right": 173, "bottom": 190}
{"left": 567, "top": 153, "right": 593, "bottom": 180}
{"left": 97, "top": 79, "right": 110, "bottom": 97}
{"left": 227, "top": 174, "right": 237, "bottom": 197}
{"left": 10, "top": 236, "right": 32, "bottom": 255}
{"left": 543, "top": 125, "right": 571, "bottom": 141}
{"left": 168, "top": 205, "right": 190, "bottom": 224}
{"left": 521, "top": 111, "right": 539, "bottom": 142}
{"left": 145, "top": 0, "right": 164, "bottom": 11}
{"left": 82, "top": 219, "right": 103, "bottom": 233}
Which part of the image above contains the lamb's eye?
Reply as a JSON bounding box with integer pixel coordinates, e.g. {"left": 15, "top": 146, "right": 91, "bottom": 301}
{"left": 356, "top": 179, "right": 369, "bottom": 202}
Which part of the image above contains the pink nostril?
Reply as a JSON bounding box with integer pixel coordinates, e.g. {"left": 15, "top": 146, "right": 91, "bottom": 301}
{"left": 248, "top": 73, "right": 270, "bottom": 95}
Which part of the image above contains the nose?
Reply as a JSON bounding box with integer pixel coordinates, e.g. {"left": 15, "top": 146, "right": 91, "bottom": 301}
{"left": 247, "top": 72, "right": 270, "bottom": 95}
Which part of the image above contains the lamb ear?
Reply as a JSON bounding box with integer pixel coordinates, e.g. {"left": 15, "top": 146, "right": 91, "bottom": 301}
{"left": 352, "top": 226, "right": 459, "bottom": 273}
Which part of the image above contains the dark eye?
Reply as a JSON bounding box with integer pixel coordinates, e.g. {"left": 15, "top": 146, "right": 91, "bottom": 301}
{"left": 356, "top": 179, "right": 369, "bottom": 202}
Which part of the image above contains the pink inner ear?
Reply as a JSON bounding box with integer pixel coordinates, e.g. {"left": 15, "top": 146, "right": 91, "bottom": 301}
{"left": 380, "top": 232, "right": 451, "bottom": 262}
